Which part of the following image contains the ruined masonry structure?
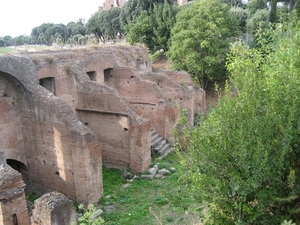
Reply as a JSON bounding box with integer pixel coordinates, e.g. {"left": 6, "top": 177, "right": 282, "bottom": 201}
{"left": 0, "top": 150, "right": 31, "bottom": 225}
{"left": 0, "top": 45, "right": 205, "bottom": 216}
{"left": 31, "top": 192, "right": 77, "bottom": 225}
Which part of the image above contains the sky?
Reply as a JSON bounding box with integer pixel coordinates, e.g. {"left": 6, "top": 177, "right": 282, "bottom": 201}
{"left": 0, "top": 0, "right": 105, "bottom": 38}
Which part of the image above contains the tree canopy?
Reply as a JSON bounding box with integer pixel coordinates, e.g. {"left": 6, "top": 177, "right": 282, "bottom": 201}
{"left": 86, "top": 7, "right": 122, "bottom": 43}
{"left": 120, "top": 0, "right": 176, "bottom": 32}
{"left": 247, "top": 0, "right": 268, "bottom": 15}
{"left": 176, "top": 20, "right": 300, "bottom": 225}
{"left": 126, "top": 0, "right": 178, "bottom": 53}
{"left": 167, "top": 0, "right": 238, "bottom": 89}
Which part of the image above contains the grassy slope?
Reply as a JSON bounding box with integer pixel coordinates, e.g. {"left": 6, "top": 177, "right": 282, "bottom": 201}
{"left": 99, "top": 152, "right": 202, "bottom": 225}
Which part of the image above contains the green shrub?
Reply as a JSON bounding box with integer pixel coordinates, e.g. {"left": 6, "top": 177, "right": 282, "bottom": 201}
{"left": 76, "top": 204, "right": 104, "bottom": 225}
{"left": 175, "top": 24, "right": 300, "bottom": 224}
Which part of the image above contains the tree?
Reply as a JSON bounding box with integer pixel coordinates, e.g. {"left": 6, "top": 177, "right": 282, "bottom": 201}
{"left": 86, "top": 8, "right": 122, "bottom": 43}
{"left": 247, "top": 0, "right": 267, "bottom": 14}
{"left": 230, "top": 6, "right": 249, "bottom": 33}
{"left": 269, "top": 0, "right": 278, "bottom": 23}
{"left": 223, "top": 0, "right": 244, "bottom": 7}
{"left": 246, "top": 9, "right": 269, "bottom": 35}
{"left": 120, "top": 0, "right": 175, "bottom": 32}
{"left": 295, "top": 0, "right": 300, "bottom": 18}
{"left": 126, "top": 0, "right": 178, "bottom": 53}
{"left": 3, "top": 36, "right": 12, "bottom": 46}
{"left": 167, "top": 0, "right": 238, "bottom": 90}
{"left": 175, "top": 24, "right": 300, "bottom": 224}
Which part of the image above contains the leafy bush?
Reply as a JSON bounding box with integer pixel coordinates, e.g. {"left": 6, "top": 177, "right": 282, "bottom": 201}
{"left": 246, "top": 9, "right": 269, "bottom": 35}
{"left": 230, "top": 6, "right": 249, "bottom": 33}
{"left": 175, "top": 24, "right": 300, "bottom": 224}
{"left": 76, "top": 204, "right": 104, "bottom": 225}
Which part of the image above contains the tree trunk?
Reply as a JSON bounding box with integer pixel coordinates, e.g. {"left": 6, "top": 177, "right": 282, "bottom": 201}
{"left": 269, "top": 0, "right": 277, "bottom": 23}
{"left": 288, "top": 0, "right": 296, "bottom": 12}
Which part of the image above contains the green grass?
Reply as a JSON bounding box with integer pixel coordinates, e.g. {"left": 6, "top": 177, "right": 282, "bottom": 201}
{"left": 98, "top": 152, "right": 201, "bottom": 225}
{"left": 0, "top": 47, "right": 16, "bottom": 55}
{"left": 0, "top": 45, "right": 58, "bottom": 55}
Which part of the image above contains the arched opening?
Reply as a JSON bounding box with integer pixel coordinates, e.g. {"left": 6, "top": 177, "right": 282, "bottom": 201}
{"left": 6, "top": 159, "right": 29, "bottom": 185}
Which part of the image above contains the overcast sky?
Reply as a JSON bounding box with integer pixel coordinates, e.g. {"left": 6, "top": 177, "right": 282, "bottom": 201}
{"left": 0, "top": 0, "right": 105, "bottom": 37}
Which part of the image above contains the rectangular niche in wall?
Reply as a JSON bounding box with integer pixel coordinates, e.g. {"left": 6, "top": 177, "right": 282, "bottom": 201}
{"left": 39, "top": 77, "right": 56, "bottom": 95}
{"left": 104, "top": 68, "right": 113, "bottom": 83}
{"left": 86, "top": 71, "right": 96, "bottom": 81}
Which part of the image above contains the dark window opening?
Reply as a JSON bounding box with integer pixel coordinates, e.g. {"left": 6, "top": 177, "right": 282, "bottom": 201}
{"left": 86, "top": 71, "right": 96, "bottom": 81}
{"left": 6, "top": 159, "right": 29, "bottom": 184}
{"left": 13, "top": 213, "right": 18, "bottom": 225}
{"left": 124, "top": 128, "right": 128, "bottom": 131}
{"left": 104, "top": 68, "right": 114, "bottom": 83}
{"left": 39, "top": 77, "right": 56, "bottom": 95}
{"left": 55, "top": 171, "right": 60, "bottom": 175}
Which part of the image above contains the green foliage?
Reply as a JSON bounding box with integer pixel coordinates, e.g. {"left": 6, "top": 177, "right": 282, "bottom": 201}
{"left": 120, "top": 0, "right": 176, "bottom": 32}
{"left": 295, "top": 0, "right": 300, "bottom": 18}
{"left": 167, "top": 0, "right": 238, "bottom": 90}
{"left": 150, "top": 51, "right": 165, "bottom": 63}
{"left": 86, "top": 8, "right": 122, "bottom": 43}
{"left": 99, "top": 153, "right": 199, "bottom": 224}
{"left": 77, "top": 203, "right": 105, "bottom": 225}
{"left": 31, "top": 20, "right": 85, "bottom": 45}
{"left": 281, "top": 220, "right": 296, "bottom": 225}
{"left": 246, "top": 9, "right": 270, "bottom": 35}
{"left": 126, "top": 0, "right": 178, "bottom": 53}
{"left": 269, "top": 0, "right": 278, "bottom": 23}
{"left": 26, "top": 192, "right": 38, "bottom": 202}
{"left": 230, "top": 6, "right": 250, "bottom": 33}
{"left": 223, "top": 0, "right": 244, "bottom": 7}
{"left": 3, "top": 36, "right": 12, "bottom": 46}
{"left": 100, "top": 166, "right": 125, "bottom": 198}
{"left": 247, "top": 0, "right": 268, "bottom": 15}
{"left": 175, "top": 25, "right": 300, "bottom": 224}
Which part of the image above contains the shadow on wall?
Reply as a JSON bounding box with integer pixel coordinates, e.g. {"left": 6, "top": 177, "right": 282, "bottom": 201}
{"left": 0, "top": 70, "right": 103, "bottom": 203}
{"left": 0, "top": 71, "right": 76, "bottom": 198}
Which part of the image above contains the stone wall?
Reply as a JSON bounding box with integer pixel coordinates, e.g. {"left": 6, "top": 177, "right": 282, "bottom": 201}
{"left": 0, "top": 45, "right": 205, "bottom": 202}
{"left": 0, "top": 56, "right": 103, "bottom": 203}
{"left": 102, "top": 0, "right": 126, "bottom": 10}
{"left": 31, "top": 192, "right": 76, "bottom": 225}
{"left": 0, "top": 151, "right": 30, "bottom": 225}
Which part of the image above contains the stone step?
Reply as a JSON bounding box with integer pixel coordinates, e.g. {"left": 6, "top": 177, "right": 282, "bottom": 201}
{"left": 151, "top": 129, "right": 156, "bottom": 136}
{"left": 151, "top": 136, "right": 164, "bottom": 148}
{"left": 151, "top": 132, "right": 160, "bottom": 141}
{"left": 158, "top": 143, "right": 171, "bottom": 156}
{"left": 150, "top": 128, "right": 174, "bottom": 159}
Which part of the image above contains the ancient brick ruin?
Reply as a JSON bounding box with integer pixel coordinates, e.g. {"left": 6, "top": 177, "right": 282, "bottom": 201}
{"left": 0, "top": 45, "right": 205, "bottom": 224}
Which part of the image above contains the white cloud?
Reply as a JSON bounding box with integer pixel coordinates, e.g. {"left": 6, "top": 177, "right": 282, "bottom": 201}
{"left": 0, "top": 0, "right": 104, "bottom": 37}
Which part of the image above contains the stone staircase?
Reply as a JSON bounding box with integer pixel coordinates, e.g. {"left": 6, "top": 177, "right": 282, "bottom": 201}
{"left": 151, "top": 128, "right": 173, "bottom": 159}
